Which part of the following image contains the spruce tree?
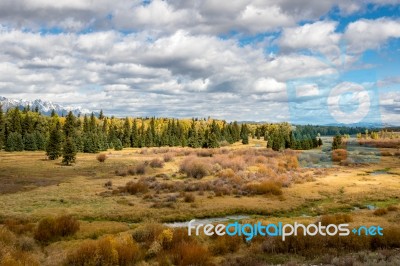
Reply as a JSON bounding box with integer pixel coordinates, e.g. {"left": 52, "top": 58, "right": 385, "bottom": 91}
{"left": 62, "top": 137, "right": 77, "bottom": 165}
{"left": 24, "top": 133, "right": 38, "bottom": 151}
{"left": 0, "top": 104, "right": 4, "bottom": 149}
{"left": 64, "top": 111, "right": 76, "bottom": 138}
{"left": 5, "top": 132, "right": 24, "bottom": 151}
{"left": 46, "top": 121, "right": 63, "bottom": 160}
{"left": 122, "top": 118, "right": 131, "bottom": 147}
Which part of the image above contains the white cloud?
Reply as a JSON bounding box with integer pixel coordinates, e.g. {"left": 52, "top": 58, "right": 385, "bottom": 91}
{"left": 279, "top": 21, "right": 341, "bottom": 57}
{"left": 344, "top": 18, "right": 400, "bottom": 53}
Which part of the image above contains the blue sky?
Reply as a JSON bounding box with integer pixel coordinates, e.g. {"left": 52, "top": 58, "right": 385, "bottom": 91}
{"left": 0, "top": 0, "right": 399, "bottom": 125}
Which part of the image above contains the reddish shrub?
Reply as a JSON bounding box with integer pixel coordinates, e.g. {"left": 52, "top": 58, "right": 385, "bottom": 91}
{"left": 332, "top": 149, "right": 347, "bottom": 162}
{"left": 180, "top": 157, "right": 211, "bottom": 179}
{"left": 96, "top": 153, "right": 107, "bottom": 162}
{"left": 183, "top": 193, "right": 196, "bottom": 203}
{"left": 373, "top": 208, "right": 388, "bottom": 216}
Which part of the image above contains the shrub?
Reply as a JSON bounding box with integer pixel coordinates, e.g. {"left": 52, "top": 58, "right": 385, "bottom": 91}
{"left": 171, "top": 242, "right": 211, "bottom": 266}
{"left": 210, "top": 235, "right": 241, "bottom": 255}
{"left": 387, "top": 205, "right": 398, "bottom": 212}
{"left": 150, "top": 158, "right": 165, "bottom": 168}
{"left": 183, "top": 193, "right": 196, "bottom": 203}
{"left": 214, "top": 155, "right": 246, "bottom": 171}
{"left": 373, "top": 208, "right": 388, "bottom": 216}
{"left": 125, "top": 180, "right": 149, "bottom": 195}
{"left": 132, "top": 223, "right": 164, "bottom": 245}
{"left": 96, "top": 153, "right": 107, "bottom": 162}
{"left": 34, "top": 215, "right": 80, "bottom": 243}
{"left": 128, "top": 162, "right": 147, "bottom": 175}
{"left": 197, "top": 149, "right": 214, "bottom": 157}
{"left": 320, "top": 214, "right": 353, "bottom": 225}
{"left": 115, "top": 168, "right": 128, "bottom": 176}
{"left": 381, "top": 151, "right": 393, "bottom": 156}
{"left": 34, "top": 217, "right": 56, "bottom": 242}
{"left": 332, "top": 149, "right": 347, "bottom": 162}
{"left": 245, "top": 180, "right": 283, "bottom": 196}
{"left": 55, "top": 215, "right": 80, "bottom": 237}
{"left": 163, "top": 154, "right": 174, "bottom": 162}
{"left": 104, "top": 180, "right": 112, "bottom": 187}
{"left": 180, "top": 157, "right": 211, "bottom": 179}
{"left": 4, "top": 218, "right": 35, "bottom": 235}
{"left": 65, "top": 235, "right": 139, "bottom": 266}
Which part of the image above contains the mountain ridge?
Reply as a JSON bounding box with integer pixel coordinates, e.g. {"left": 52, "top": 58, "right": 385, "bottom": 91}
{"left": 0, "top": 96, "right": 93, "bottom": 117}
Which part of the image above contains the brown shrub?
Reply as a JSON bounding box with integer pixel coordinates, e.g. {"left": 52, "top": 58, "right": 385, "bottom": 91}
{"left": 210, "top": 235, "right": 241, "bottom": 255}
{"left": 150, "top": 158, "right": 165, "bottom": 168}
{"left": 114, "top": 235, "right": 141, "bottom": 265}
{"left": 163, "top": 154, "right": 174, "bottom": 162}
{"left": 55, "top": 215, "right": 80, "bottom": 237}
{"left": 183, "top": 193, "right": 196, "bottom": 203}
{"left": 4, "top": 218, "right": 35, "bottom": 235}
{"left": 218, "top": 168, "right": 236, "bottom": 179}
{"left": 115, "top": 168, "right": 128, "bottom": 176}
{"left": 320, "top": 213, "right": 353, "bottom": 225}
{"left": 34, "top": 217, "right": 56, "bottom": 242}
{"left": 214, "top": 155, "right": 246, "bottom": 171}
{"left": 34, "top": 215, "right": 79, "bottom": 243}
{"left": 381, "top": 151, "right": 393, "bottom": 156}
{"left": 332, "top": 149, "right": 347, "bottom": 162}
{"left": 125, "top": 180, "right": 149, "bottom": 195}
{"left": 197, "top": 149, "right": 214, "bottom": 157}
{"left": 132, "top": 223, "right": 164, "bottom": 246}
{"left": 387, "top": 205, "right": 398, "bottom": 212}
{"left": 180, "top": 157, "right": 211, "bottom": 179}
{"left": 127, "top": 162, "right": 147, "bottom": 175}
{"left": 65, "top": 235, "right": 138, "bottom": 266}
{"left": 286, "top": 155, "right": 299, "bottom": 169}
{"left": 171, "top": 242, "right": 211, "bottom": 266}
{"left": 373, "top": 208, "right": 388, "bottom": 216}
{"left": 245, "top": 180, "right": 282, "bottom": 196}
{"left": 96, "top": 153, "right": 107, "bottom": 162}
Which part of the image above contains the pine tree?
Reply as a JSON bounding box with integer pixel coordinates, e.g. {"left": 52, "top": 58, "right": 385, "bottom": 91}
{"left": 34, "top": 131, "right": 46, "bottom": 150}
{"left": 98, "top": 110, "right": 104, "bottom": 120}
{"left": 5, "top": 132, "right": 24, "bottom": 151}
{"left": 24, "top": 133, "right": 38, "bottom": 151}
{"left": 0, "top": 104, "right": 4, "bottom": 149}
{"left": 122, "top": 118, "right": 131, "bottom": 147}
{"left": 63, "top": 111, "right": 76, "bottom": 138}
{"left": 62, "top": 137, "right": 77, "bottom": 165}
{"left": 46, "top": 121, "right": 63, "bottom": 160}
{"left": 113, "top": 138, "right": 123, "bottom": 150}
{"left": 318, "top": 138, "right": 323, "bottom": 147}
{"left": 8, "top": 107, "right": 22, "bottom": 134}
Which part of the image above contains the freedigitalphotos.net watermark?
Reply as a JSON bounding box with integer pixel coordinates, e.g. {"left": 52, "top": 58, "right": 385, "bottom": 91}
{"left": 188, "top": 219, "right": 383, "bottom": 241}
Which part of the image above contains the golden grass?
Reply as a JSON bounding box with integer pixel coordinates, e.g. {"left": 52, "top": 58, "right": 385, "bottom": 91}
{"left": 0, "top": 139, "right": 400, "bottom": 265}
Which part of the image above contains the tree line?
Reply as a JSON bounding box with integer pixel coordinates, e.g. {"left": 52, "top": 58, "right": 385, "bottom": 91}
{"left": 0, "top": 105, "right": 338, "bottom": 162}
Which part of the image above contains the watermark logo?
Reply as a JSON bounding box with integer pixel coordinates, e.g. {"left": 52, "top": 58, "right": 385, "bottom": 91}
{"left": 188, "top": 220, "right": 383, "bottom": 241}
{"left": 286, "top": 43, "right": 382, "bottom": 167}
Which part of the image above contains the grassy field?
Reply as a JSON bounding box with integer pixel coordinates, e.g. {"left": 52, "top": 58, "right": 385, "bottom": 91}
{"left": 1, "top": 138, "right": 400, "bottom": 265}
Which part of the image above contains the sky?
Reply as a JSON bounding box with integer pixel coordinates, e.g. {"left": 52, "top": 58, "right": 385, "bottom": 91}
{"left": 0, "top": 0, "right": 399, "bottom": 125}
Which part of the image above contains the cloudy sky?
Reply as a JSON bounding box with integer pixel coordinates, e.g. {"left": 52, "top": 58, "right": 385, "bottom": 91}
{"left": 0, "top": 0, "right": 399, "bottom": 125}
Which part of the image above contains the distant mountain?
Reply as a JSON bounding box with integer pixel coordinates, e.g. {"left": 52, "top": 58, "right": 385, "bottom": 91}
{"left": 323, "top": 122, "right": 396, "bottom": 129}
{"left": 0, "top": 96, "right": 94, "bottom": 117}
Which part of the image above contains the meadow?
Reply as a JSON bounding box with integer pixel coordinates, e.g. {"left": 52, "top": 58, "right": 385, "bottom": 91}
{"left": 1, "top": 137, "right": 400, "bottom": 265}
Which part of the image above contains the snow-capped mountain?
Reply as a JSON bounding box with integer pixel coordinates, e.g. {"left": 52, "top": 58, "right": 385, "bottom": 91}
{"left": 0, "top": 96, "right": 93, "bottom": 116}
